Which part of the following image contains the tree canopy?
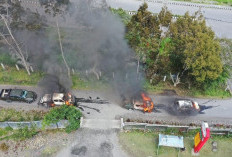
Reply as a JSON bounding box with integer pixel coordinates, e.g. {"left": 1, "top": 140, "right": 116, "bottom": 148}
{"left": 126, "top": 3, "right": 224, "bottom": 86}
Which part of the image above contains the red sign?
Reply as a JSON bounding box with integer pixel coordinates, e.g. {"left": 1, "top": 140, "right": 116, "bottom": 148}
{"left": 194, "top": 122, "right": 210, "bottom": 153}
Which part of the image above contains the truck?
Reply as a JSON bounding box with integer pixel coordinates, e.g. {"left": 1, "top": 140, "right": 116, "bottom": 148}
{"left": 0, "top": 89, "right": 37, "bottom": 103}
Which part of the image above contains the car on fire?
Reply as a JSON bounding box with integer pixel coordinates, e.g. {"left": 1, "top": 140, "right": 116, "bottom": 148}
{"left": 0, "top": 89, "right": 37, "bottom": 103}
{"left": 174, "top": 99, "right": 200, "bottom": 113}
{"left": 123, "top": 92, "right": 154, "bottom": 113}
{"left": 39, "top": 93, "right": 78, "bottom": 107}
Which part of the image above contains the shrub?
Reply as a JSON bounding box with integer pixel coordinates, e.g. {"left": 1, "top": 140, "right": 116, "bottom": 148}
{"left": 11, "top": 125, "right": 38, "bottom": 140}
{"left": 42, "top": 105, "right": 82, "bottom": 133}
{"left": 0, "top": 142, "right": 9, "bottom": 152}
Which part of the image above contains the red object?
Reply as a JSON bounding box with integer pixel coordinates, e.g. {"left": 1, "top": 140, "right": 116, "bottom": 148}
{"left": 194, "top": 127, "right": 210, "bottom": 153}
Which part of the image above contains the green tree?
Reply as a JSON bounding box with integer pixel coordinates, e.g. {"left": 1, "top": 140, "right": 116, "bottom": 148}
{"left": 158, "top": 6, "right": 172, "bottom": 27}
{"left": 168, "top": 12, "right": 223, "bottom": 84}
{"left": 126, "top": 3, "right": 165, "bottom": 80}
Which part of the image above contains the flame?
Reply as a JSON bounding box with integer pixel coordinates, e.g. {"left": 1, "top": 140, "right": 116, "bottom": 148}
{"left": 141, "top": 92, "right": 154, "bottom": 113}
{"left": 65, "top": 93, "right": 73, "bottom": 106}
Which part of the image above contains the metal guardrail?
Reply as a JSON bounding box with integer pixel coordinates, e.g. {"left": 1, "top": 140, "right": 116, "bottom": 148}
{"left": 122, "top": 119, "right": 232, "bottom": 135}
{"left": 0, "top": 120, "right": 69, "bottom": 129}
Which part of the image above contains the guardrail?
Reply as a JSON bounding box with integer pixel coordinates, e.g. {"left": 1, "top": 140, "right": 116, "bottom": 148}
{"left": 0, "top": 120, "right": 69, "bottom": 129}
{"left": 121, "top": 118, "right": 232, "bottom": 135}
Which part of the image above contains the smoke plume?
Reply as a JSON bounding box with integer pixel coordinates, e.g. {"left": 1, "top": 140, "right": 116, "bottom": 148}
{"left": 14, "top": 0, "right": 144, "bottom": 97}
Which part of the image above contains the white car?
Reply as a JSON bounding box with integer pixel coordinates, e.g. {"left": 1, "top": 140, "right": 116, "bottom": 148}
{"left": 174, "top": 99, "right": 200, "bottom": 113}
{"left": 39, "top": 93, "right": 77, "bottom": 107}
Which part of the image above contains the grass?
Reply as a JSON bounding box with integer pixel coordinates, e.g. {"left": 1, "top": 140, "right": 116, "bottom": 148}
{"left": 0, "top": 66, "right": 230, "bottom": 98}
{"left": 119, "top": 130, "right": 232, "bottom": 157}
{"left": 0, "top": 67, "right": 43, "bottom": 85}
{"left": 0, "top": 66, "right": 109, "bottom": 90}
{"left": 144, "top": 80, "right": 231, "bottom": 98}
{"left": 0, "top": 126, "right": 39, "bottom": 141}
{"left": 0, "top": 108, "right": 47, "bottom": 122}
{"left": 72, "top": 74, "right": 110, "bottom": 90}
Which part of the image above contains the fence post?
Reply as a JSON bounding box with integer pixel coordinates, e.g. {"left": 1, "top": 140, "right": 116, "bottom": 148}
{"left": 15, "top": 64, "right": 20, "bottom": 71}
{"left": 120, "top": 118, "right": 124, "bottom": 131}
{"left": 1, "top": 63, "right": 5, "bottom": 70}
{"left": 80, "top": 117, "right": 83, "bottom": 128}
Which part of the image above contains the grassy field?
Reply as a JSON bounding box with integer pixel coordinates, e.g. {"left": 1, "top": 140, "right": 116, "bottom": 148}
{"left": 0, "top": 67, "right": 43, "bottom": 85}
{"left": 0, "top": 66, "right": 231, "bottom": 98}
{"left": 119, "top": 130, "right": 232, "bottom": 157}
{"left": 0, "top": 108, "right": 47, "bottom": 122}
{"left": 144, "top": 81, "right": 231, "bottom": 99}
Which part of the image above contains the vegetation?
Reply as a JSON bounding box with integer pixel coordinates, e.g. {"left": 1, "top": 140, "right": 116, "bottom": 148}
{"left": 0, "top": 142, "right": 9, "bottom": 152}
{"left": 119, "top": 130, "right": 232, "bottom": 157}
{"left": 0, "top": 67, "right": 43, "bottom": 85}
{"left": 10, "top": 125, "right": 38, "bottom": 141}
{"left": 0, "top": 108, "right": 47, "bottom": 122}
{"left": 0, "top": 125, "right": 38, "bottom": 141}
{"left": 125, "top": 3, "right": 230, "bottom": 97}
{"left": 111, "top": 8, "right": 131, "bottom": 24}
{"left": 42, "top": 105, "right": 82, "bottom": 133}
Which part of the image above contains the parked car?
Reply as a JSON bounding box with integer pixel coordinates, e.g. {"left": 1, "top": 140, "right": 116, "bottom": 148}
{"left": 0, "top": 89, "right": 37, "bottom": 103}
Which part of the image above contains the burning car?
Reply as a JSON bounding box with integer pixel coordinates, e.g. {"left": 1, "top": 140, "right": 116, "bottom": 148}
{"left": 174, "top": 99, "right": 200, "bottom": 113}
{"left": 123, "top": 92, "right": 154, "bottom": 113}
{"left": 39, "top": 93, "right": 78, "bottom": 107}
{"left": 0, "top": 89, "right": 37, "bottom": 103}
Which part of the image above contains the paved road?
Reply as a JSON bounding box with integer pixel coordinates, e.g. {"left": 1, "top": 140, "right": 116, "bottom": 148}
{"left": 11, "top": 0, "right": 232, "bottom": 38}
{"left": 0, "top": 85, "right": 231, "bottom": 156}
{"left": 0, "top": 85, "right": 231, "bottom": 125}
{"left": 106, "top": 0, "right": 232, "bottom": 39}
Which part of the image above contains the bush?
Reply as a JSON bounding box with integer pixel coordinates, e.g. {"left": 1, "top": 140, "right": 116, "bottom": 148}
{"left": 11, "top": 125, "right": 38, "bottom": 140}
{"left": 0, "top": 142, "right": 9, "bottom": 152}
{"left": 42, "top": 105, "right": 82, "bottom": 133}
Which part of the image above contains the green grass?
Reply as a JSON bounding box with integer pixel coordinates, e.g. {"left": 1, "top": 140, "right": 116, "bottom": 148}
{"left": 72, "top": 74, "right": 110, "bottom": 90}
{"left": 119, "top": 130, "right": 232, "bottom": 157}
{"left": 144, "top": 80, "right": 231, "bottom": 98}
{"left": 0, "top": 108, "right": 47, "bottom": 122}
{"left": 0, "top": 67, "right": 43, "bottom": 85}
{"left": 0, "top": 126, "right": 39, "bottom": 141}
{"left": 0, "top": 66, "right": 230, "bottom": 98}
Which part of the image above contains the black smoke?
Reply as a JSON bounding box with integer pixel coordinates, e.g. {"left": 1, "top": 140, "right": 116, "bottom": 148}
{"left": 12, "top": 0, "right": 144, "bottom": 97}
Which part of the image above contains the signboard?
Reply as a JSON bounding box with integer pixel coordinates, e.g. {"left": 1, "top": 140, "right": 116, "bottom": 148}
{"left": 194, "top": 132, "right": 201, "bottom": 147}
{"left": 194, "top": 122, "right": 210, "bottom": 153}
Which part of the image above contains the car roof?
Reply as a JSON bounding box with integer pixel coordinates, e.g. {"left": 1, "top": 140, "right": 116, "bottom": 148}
{"left": 10, "top": 89, "right": 24, "bottom": 97}
{"left": 53, "top": 93, "right": 64, "bottom": 100}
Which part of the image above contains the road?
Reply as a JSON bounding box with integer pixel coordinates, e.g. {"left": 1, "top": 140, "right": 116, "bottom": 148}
{"left": 106, "top": 0, "right": 232, "bottom": 39}
{"left": 0, "top": 85, "right": 232, "bottom": 156}
{"left": 11, "top": 0, "right": 232, "bottom": 38}
{"left": 0, "top": 85, "right": 232, "bottom": 125}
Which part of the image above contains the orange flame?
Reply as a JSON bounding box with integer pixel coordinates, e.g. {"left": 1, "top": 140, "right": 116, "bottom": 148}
{"left": 141, "top": 92, "right": 154, "bottom": 113}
